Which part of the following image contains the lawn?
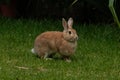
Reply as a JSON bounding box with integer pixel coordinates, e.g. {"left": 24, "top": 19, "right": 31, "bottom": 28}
{"left": 0, "top": 18, "right": 120, "bottom": 80}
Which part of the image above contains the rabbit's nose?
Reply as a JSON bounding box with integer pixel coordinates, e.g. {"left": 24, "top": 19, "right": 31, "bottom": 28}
{"left": 75, "top": 36, "right": 79, "bottom": 40}
{"left": 77, "top": 37, "right": 79, "bottom": 40}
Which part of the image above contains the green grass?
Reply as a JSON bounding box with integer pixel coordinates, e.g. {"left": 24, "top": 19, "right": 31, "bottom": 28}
{"left": 0, "top": 18, "right": 120, "bottom": 80}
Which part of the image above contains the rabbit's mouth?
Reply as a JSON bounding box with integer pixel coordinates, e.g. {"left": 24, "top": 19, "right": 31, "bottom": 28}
{"left": 68, "top": 37, "right": 78, "bottom": 42}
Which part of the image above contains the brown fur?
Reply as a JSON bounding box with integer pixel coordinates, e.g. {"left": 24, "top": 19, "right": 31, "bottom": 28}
{"left": 33, "top": 18, "right": 78, "bottom": 61}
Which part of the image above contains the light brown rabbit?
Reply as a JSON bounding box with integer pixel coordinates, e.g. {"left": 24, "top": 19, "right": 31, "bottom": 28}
{"left": 31, "top": 18, "right": 78, "bottom": 62}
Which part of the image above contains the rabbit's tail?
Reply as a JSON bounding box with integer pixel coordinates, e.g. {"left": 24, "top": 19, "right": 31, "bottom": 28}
{"left": 31, "top": 48, "right": 37, "bottom": 55}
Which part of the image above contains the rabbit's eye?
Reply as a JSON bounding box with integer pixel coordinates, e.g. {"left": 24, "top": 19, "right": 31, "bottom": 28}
{"left": 68, "top": 31, "right": 72, "bottom": 34}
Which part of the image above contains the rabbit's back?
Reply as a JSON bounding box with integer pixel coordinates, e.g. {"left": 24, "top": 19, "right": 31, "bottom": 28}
{"left": 34, "top": 31, "right": 63, "bottom": 54}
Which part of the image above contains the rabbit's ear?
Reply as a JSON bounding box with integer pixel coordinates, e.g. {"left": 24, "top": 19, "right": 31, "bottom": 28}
{"left": 62, "top": 18, "right": 68, "bottom": 31}
{"left": 68, "top": 17, "right": 73, "bottom": 28}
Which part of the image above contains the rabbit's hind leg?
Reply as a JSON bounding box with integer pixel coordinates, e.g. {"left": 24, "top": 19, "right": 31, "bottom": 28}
{"left": 38, "top": 52, "right": 53, "bottom": 60}
{"left": 37, "top": 52, "right": 48, "bottom": 59}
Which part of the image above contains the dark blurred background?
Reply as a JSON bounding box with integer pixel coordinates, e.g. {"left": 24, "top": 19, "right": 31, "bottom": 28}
{"left": 0, "top": 0, "right": 120, "bottom": 24}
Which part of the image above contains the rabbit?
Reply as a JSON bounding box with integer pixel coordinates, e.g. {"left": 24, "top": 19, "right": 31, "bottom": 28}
{"left": 31, "top": 17, "right": 78, "bottom": 62}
